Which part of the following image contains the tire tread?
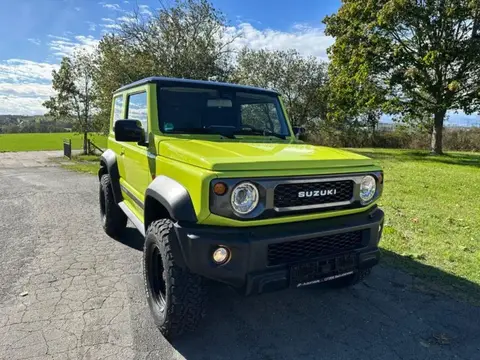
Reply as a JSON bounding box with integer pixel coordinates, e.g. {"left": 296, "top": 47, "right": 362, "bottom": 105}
{"left": 144, "top": 219, "right": 207, "bottom": 339}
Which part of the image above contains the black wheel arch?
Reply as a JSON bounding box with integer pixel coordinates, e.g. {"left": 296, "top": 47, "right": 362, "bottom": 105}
{"left": 144, "top": 176, "right": 198, "bottom": 270}
{"left": 144, "top": 175, "right": 197, "bottom": 227}
{"left": 99, "top": 149, "right": 122, "bottom": 204}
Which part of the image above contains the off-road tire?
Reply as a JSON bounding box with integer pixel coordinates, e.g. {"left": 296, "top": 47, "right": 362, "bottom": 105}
{"left": 328, "top": 268, "right": 372, "bottom": 288}
{"left": 143, "top": 219, "right": 207, "bottom": 339}
{"left": 99, "top": 174, "right": 127, "bottom": 238}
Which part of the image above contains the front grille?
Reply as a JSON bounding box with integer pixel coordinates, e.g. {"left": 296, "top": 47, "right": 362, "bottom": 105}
{"left": 267, "top": 231, "right": 363, "bottom": 266}
{"left": 274, "top": 180, "right": 354, "bottom": 208}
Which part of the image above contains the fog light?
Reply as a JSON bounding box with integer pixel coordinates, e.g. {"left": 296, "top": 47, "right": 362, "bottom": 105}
{"left": 212, "top": 247, "right": 230, "bottom": 264}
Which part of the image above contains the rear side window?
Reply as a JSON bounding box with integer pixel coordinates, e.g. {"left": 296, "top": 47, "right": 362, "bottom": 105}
{"left": 113, "top": 95, "right": 123, "bottom": 126}
{"left": 127, "top": 92, "right": 148, "bottom": 141}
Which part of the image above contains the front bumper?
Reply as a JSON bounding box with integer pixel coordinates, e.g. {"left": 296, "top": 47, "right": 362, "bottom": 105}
{"left": 174, "top": 207, "right": 384, "bottom": 295}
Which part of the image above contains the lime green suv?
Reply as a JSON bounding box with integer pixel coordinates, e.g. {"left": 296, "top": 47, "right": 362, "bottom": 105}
{"left": 98, "top": 77, "right": 384, "bottom": 339}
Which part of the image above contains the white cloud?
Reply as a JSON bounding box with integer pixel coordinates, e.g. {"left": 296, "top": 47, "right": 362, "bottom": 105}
{"left": 117, "top": 16, "right": 134, "bottom": 23}
{"left": 0, "top": 60, "right": 58, "bottom": 83}
{"left": 27, "top": 38, "right": 41, "bottom": 46}
{"left": 228, "top": 23, "right": 334, "bottom": 61}
{"left": 0, "top": 83, "right": 54, "bottom": 97}
{"left": 48, "top": 35, "right": 71, "bottom": 41}
{"left": 102, "top": 3, "right": 122, "bottom": 11}
{"left": 0, "top": 95, "right": 49, "bottom": 115}
{"left": 86, "top": 21, "right": 97, "bottom": 31}
{"left": 0, "top": 60, "right": 60, "bottom": 115}
{"left": 48, "top": 35, "right": 99, "bottom": 57}
{"left": 101, "top": 23, "right": 122, "bottom": 30}
{"left": 138, "top": 4, "right": 152, "bottom": 16}
{"left": 74, "top": 7, "right": 81, "bottom": 12}
{"left": 99, "top": 15, "right": 135, "bottom": 33}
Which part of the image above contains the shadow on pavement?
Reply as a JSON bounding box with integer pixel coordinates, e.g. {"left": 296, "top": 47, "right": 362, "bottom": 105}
{"left": 116, "top": 227, "right": 145, "bottom": 251}
{"left": 171, "top": 251, "right": 480, "bottom": 360}
{"left": 117, "top": 224, "right": 480, "bottom": 359}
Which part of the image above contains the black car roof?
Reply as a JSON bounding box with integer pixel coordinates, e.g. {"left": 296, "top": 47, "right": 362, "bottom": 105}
{"left": 113, "top": 76, "right": 279, "bottom": 95}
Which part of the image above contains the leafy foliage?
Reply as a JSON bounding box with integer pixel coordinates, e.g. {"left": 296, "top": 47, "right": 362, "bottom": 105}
{"left": 324, "top": 0, "right": 480, "bottom": 154}
{"left": 43, "top": 52, "right": 96, "bottom": 153}
{"left": 232, "top": 48, "right": 328, "bottom": 127}
{"left": 93, "top": 0, "right": 235, "bottom": 131}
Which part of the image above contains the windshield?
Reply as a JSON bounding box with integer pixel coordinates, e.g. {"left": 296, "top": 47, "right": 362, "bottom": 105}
{"left": 157, "top": 86, "right": 290, "bottom": 138}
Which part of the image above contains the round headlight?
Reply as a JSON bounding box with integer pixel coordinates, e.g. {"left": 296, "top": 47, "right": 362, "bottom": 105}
{"left": 230, "top": 182, "right": 259, "bottom": 215}
{"left": 360, "top": 175, "right": 377, "bottom": 203}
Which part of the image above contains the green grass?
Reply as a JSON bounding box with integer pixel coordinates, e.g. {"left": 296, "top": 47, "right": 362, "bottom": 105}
{"left": 56, "top": 154, "right": 100, "bottom": 175}
{"left": 0, "top": 132, "right": 107, "bottom": 152}
{"left": 351, "top": 148, "right": 480, "bottom": 302}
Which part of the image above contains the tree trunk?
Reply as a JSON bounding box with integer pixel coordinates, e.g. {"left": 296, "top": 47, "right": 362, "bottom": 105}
{"left": 431, "top": 110, "right": 446, "bottom": 155}
{"left": 83, "top": 132, "right": 88, "bottom": 155}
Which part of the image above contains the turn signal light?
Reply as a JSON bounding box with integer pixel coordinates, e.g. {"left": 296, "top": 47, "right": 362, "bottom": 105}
{"left": 213, "top": 182, "right": 227, "bottom": 195}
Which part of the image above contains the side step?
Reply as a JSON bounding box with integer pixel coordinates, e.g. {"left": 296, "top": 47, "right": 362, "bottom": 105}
{"left": 118, "top": 201, "right": 145, "bottom": 236}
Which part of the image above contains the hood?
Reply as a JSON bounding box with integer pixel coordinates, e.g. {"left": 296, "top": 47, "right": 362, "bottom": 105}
{"left": 158, "top": 139, "right": 374, "bottom": 171}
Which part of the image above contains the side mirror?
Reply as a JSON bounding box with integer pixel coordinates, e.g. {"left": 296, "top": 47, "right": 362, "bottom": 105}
{"left": 114, "top": 119, "right": 145, "bottom": 142}
{"left": 292, "top": 126, "right": 306, "bottom": 139}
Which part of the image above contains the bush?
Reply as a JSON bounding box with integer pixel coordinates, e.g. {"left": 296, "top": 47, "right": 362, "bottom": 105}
{"left": 308, "top": 126, "right": 480, "bottom": 152}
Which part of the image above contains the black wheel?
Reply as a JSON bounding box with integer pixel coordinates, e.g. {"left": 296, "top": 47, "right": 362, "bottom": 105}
{"left": 99, "top": 174, "right": 127, "bottom": 238}
{"left": 328, "top": 268, "right": 372, "bottom": 288}
{"left": 143, "top": 219, "right": 207, "bottom": 339}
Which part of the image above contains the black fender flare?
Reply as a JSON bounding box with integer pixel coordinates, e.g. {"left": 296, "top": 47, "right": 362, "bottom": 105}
{"left": 99, "top": 149, "right": 122, "bottom": 204}
{"left": 144, "top": 175, "right": 197, "bottom": 224}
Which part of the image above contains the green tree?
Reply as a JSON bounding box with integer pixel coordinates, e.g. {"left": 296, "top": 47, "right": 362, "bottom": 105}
{"left": 94, "top": 0, "right": 235, "bottom": 130}
{"left": 324, "top": 0, "right": 480, "bottom": 154}
{"left": 326, "top": 66, "right": 385, "bottom": 139}
{"left": 232, "top": 48, "right": 328, "bottom": 128}
{"left": 43, "top": 51, "right": 96, "bottom": 153}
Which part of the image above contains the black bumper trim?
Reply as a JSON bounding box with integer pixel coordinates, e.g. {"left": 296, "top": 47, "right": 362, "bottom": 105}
{"left": 174, "top": 207, "right": 384, "bottom": 295}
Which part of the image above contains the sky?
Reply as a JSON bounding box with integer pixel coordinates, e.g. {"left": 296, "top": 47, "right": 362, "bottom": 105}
{"left": 0, "top": 0, "right": 478, "bottom": 126}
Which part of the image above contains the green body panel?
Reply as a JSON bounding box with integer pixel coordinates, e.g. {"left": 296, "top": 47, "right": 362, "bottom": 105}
{"left": 158, "top": 139, "right": 374, "bottom": 171}
{"left": 109, "top": 82, "right": 383, "bottom": 228}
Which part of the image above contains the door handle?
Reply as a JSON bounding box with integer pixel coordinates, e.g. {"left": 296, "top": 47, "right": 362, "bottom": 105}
{"left": 120, "top": 147, "right": 125, "bottom": 156}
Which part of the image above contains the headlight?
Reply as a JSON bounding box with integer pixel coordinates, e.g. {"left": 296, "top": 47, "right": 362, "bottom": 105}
{"left": 230, "top": 182, "right": 259, "bottom": 215}
{"left": 360, "top": 175, "right": 376, "bottom": 203}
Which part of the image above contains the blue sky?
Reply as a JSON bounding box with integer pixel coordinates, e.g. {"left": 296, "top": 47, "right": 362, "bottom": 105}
{"left": 0, "top": 0, "right": 478, "bottom": 126}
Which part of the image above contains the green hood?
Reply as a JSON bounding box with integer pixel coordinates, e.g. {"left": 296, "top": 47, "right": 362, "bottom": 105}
{"left": 158, "top": 139, "right": 374, "bottom": 171}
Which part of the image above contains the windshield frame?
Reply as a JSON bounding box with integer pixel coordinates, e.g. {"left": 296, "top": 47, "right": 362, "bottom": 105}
{"left": 156, "top": 84, "right": 292, "bottom": 138}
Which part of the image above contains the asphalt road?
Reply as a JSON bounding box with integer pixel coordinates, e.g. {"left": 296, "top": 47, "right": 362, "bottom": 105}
{"left": 1, "top": 151, "right": 480, "bottom": 360}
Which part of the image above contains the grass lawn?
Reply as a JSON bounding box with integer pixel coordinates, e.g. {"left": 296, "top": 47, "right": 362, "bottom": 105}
{"left": 352, "top": 148, "right": 480, "bottom": 302}
{"left": 55, "top": 154, "right": 99, "bottom": 175}
{"left": 0, "top": 132, "right": 107, "bottom": 152}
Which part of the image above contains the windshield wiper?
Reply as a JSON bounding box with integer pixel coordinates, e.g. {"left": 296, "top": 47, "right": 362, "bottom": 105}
{"left": 234, "top": 128, "right": 286, "bottom": 140}
{"left": 165, "top": 128, "right": 236, "bottom": 139}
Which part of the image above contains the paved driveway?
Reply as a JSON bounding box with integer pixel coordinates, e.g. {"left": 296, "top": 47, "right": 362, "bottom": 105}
{"left": 1, "top": 152, "right": 479, "bottom": 359}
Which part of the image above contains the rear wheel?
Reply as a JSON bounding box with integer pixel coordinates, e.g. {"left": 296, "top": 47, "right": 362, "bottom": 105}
{"left": 143, "top": 219, "right": 207, "bottom": 339}
{"left": 99, "top": 174, "right": 127, "bottom": 238}
{"left": 328, "top": 268, "right": 372, "bottom": 288}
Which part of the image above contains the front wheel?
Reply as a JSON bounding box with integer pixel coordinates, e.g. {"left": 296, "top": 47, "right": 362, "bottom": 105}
{"left": 143, "top": 219, "right": 207, "bottom": 339}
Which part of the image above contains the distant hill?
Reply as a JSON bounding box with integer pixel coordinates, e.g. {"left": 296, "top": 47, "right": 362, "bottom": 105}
{"left": 0, "top": 115, "right": 73, "bottom": 133}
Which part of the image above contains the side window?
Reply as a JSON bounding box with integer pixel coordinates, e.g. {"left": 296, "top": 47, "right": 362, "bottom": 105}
{"left": 127, "top": 92, "right": 148, "bottom": 142}
{"left": 112, "top": 95, "right": 123, "bottom": 126}
{"left": 241, "top": 103, "right": 280, "bottom": 133}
